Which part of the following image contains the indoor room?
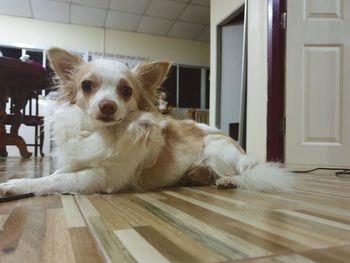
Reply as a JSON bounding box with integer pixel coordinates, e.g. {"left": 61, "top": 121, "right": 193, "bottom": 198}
{"left": 0, "top": 0, "right": 349, "bottom": 262}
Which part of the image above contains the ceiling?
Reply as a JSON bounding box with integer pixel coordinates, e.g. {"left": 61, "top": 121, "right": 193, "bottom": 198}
{"left": 0, "top": 0, "right": 210, "bottom": 42}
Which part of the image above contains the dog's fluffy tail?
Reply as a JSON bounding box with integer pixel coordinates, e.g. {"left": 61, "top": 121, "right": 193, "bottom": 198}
{"left": 235, "top": 162, "right": 295, "bottom": 192}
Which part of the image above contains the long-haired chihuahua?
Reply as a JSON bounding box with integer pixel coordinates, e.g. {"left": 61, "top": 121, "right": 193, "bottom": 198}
{"left": 0, "top": 48, "right": 293, "bottom": 195}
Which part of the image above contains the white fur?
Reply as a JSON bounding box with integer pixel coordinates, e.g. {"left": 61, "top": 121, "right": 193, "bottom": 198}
{"left": 197, "top": 135, "right": 294, "bottom": 192}
{"left": 0, "top": 55, "right": 294, "bottom": 196}
{"left": 235, "top": 163, "right": 294, "bottom": 192}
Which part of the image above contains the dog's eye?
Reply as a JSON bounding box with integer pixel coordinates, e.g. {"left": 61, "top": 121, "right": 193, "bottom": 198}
{"left": 81, "top": 80, "right": 93, "bottom": 93}
{"left": 121, "top": 86, "right": 133, "bottom": 97}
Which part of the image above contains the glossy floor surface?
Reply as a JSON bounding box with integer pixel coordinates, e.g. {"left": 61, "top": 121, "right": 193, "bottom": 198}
{"left": 0, "top": 158, "right": 350, "bottom": 263}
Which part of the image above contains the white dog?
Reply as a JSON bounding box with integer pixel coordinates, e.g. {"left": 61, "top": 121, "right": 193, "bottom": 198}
{"left": 0, "top": 48, "right": 293, "bottom": 196}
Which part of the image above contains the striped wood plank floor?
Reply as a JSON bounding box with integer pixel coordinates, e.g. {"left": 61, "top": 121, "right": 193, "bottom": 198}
{"left": 0, "top": 158, "right": 350, "bottom": 262}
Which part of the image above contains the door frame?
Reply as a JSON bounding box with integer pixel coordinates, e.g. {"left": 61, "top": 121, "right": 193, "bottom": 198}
{"left": 216, "top": 4, "right": 246, "bottom": 148}
{"left": 267, "top": 0, "right": 286, "bottom": 162}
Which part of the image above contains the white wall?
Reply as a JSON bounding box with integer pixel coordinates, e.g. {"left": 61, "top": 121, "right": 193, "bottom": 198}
{"left": 220, "top": 23, "right": 244, "bottom": 137}
{"left": 210, "top": 0, "right": 268, "bottom": 162}
{"left": 105, "top": 29, "right": 210, "bottom": 66}
{"left": 0, "top": 15, "right": 209, "bottom": 66}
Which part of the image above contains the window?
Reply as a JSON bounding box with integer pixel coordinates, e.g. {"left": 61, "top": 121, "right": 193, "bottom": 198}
{"left": 26, "top": 50, "right": 44, "bottom": 65}
{"left": 206, "top": 69, "right": 210, "bottom": 109}
{"left": 161, "top": 65, "right": 177, "bottom": 107}
{"left": 179, "top": 66, "right": 201, "bottom": 108}
{"left": 161, "top": 64, "right": 210, "bottom": 109}
{"left": 0, "top": 47, "right": 22, "bottom": 59}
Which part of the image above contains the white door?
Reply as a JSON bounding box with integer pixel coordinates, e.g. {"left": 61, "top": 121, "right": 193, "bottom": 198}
{"left": 285, "top": 0, "right": 350, "bottom": 166}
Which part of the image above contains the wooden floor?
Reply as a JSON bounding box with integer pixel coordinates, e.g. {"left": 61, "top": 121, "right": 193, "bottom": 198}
{"left": 0, "top": 158, "right": 350, "bottom": 263}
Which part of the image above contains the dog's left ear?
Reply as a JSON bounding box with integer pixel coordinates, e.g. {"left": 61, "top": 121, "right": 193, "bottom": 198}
{"left": 133, "top": 60, "right": 171, "bottom": 90}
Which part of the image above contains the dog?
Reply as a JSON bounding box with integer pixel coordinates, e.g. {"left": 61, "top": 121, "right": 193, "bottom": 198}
{"left": 0, "top": 48, "right": 293, "bottom": 196}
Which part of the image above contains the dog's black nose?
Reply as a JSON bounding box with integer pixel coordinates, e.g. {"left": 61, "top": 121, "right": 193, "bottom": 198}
{"left": 99, "top": 100, "right": 117, "bottom": 115}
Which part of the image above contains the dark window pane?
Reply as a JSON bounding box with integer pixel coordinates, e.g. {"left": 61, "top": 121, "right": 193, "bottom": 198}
{"left": 26, "top": 50, "right": 43, "bottom": 65}
{"left": 161, "top": 65, "right": 177, "bottom": 107}
{"left": 206, "top": 69, "right": 210, "bottom": 109}
{"left": 179, "top": 67, "right": 201, "bottom": 108}
{"left": 0, "top": 47, "right": 22, "bottom": 59}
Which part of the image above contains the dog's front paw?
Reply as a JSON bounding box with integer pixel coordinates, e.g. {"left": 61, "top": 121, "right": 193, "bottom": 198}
{"left": 0, "top": 178, "right": 39, "bottom": 196}
{"left": 216, "top": 176, "right": 238, "bottom": 189}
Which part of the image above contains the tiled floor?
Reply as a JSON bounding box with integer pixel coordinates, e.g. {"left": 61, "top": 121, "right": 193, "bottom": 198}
{"left": 0, "top": 158, "right": 350, "bottom": 262}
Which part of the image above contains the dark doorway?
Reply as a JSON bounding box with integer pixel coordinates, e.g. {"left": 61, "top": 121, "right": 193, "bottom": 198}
{"left": 267, "top": 0, "right": 286, "bottom": 162}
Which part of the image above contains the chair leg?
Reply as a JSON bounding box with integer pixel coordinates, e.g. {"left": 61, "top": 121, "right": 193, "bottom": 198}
{"left": 0, "top": 124, "right": 8, "bottom": 157}
{"left": 34, "top": 125, "right": 38, "bottom": 157}
{"left": 39, "top": 122, "right": 45, "bottom": 157}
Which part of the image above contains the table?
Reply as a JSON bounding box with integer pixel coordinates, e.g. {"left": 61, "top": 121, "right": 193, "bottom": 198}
{"left": 0, "top": 56, "right": 51, "bottom": 158}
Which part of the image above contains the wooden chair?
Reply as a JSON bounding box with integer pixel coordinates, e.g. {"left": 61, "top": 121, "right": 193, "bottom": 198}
{"left": 5, "top": 91, "right": 45, "bottom": 157}
{"left": 0, "top": 56, "right": 50, "bottom": 158}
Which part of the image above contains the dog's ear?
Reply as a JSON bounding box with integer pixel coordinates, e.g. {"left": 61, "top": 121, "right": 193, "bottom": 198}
{"left": 133, "top": 60, "right": 171, "bottom": 90}
{"left": 47, "top": 47, "right": 84, "bottom": 81}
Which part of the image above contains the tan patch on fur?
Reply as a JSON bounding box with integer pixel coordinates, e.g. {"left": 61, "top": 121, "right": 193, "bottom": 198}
{"left": 47, "top": 48, "right": 84, "bottom": 104}
{"left": 56, "top": 77, "right": 78, "bottom": 104}
{"left": 165, "top": 118, "right": 205, "bottom": 141}
{"left": 132, "top": 61, "right": 171, "bottom": 112}
{"left": 133, "top": 121, "right": 154, "bottom": 146}
{"left": 136, "top": 116, "right": 205, "bottom": 190}
{"left": 157, "top": 119, "right": 204, "bottom": 174}
{"left": 47, "top": 47, "right": 83, "bottom": 82}
{"left": 136, "top": 88, "right": 158, "bottom": 112}
{"left": 123, "top": 70, "right": 156, "bottom": 112}
{"left": 117, "top": 78, "right": 133, "bottom": 102}
{"left": 179, "top": 166, "right": 218, "bottom": 186}
{"left": 57, "top": 63, "right": 96, "bottom": 104}
{"left": 135, "top": 60, "right": 171, "bottom": 90}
